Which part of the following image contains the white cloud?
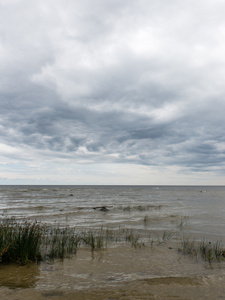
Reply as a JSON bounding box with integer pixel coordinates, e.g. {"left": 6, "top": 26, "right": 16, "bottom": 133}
{"left": 0, "top": 0, "right": 225, "bottom": 184}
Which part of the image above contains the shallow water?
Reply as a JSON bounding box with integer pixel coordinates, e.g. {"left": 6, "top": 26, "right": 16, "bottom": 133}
{"left": 1, "top": 243, "right": 225, "bottom": 299}
{"left": 0, "top": 185, "right": 225, "bottom": 299}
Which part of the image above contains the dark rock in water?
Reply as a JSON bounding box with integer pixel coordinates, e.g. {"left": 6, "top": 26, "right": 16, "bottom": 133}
{"left": 99, "top": 206, "right": 109, "bottom": 212}
{"left": 69, "top": 194, "right": 73, "bottom": 196}
{"left": 93, "top": 206, "right": 110, "bottom": 212}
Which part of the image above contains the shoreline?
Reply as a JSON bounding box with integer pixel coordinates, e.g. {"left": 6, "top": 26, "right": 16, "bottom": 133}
{"left": 1, "top": 243, "right": 225, "bottom": 299}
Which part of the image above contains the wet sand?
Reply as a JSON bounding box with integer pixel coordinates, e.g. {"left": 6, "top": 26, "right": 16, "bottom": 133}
{"left": 1, "top": 186, "right": 225, "bottom": 299}
{"left": 1, "top": 242, "right": 225, "bottom": 299}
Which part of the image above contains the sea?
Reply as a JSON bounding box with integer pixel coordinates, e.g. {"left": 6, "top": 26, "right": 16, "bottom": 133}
{"left": 0, "top": 185, "right": 225, "bottom": 299}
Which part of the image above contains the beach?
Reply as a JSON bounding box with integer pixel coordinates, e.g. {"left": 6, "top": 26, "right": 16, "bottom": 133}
{"left": 0, "top": 185, "right": 225, "bottom": 299}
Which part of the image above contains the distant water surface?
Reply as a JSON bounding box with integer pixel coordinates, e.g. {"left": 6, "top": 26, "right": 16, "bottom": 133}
{"left": 0, "top": 185, "right": 224, "bottom": 241}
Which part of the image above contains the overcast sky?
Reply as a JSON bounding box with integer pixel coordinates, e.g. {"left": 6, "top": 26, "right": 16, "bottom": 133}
{"left": 0, "top": 0, "right": 224, "bottom": 185}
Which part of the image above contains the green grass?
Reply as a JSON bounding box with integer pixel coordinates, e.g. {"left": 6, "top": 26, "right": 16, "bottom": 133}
{"left": 0, "top": 220, "right": 145, "bottom": 264}
{"left": 180, "top": 237, "right": 197, "bottom": 257}
{"left": 1, "top": 219, "right": 225, "bottom": 266}
{"left": 80, "top": 229, "right": 104, "bottom": 250}
{"left": 180, "top": 237, "right": 225, "bottom": 263}
{"left": 0, "top": 220, "right": 43, "bottom": 265}
{"left": 199, "top": 240, "right": 225, "bottom": 262}
{"left": 45, "top": 226, "right": 80, "bottom": 259}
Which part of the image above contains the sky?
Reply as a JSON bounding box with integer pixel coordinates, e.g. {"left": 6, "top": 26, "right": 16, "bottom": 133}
{"left": 0, "top": 0, "right": 225, "bottom": 185}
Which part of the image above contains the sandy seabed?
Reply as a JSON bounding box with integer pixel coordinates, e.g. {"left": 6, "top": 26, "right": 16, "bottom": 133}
{"left": 1, "top": 242, "right": 225, "bottom": 300}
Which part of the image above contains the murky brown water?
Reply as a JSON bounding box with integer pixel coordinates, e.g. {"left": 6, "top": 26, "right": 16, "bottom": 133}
{"left": 1, "top": 242, "right": 225, "bottom": 299}
{"left": 1, "top": 185, "right": 225, "bottom": 299}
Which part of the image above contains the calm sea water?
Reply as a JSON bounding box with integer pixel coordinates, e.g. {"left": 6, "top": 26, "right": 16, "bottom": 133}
{"left": 0, "top": 185, "right": 225, "bottom": 241}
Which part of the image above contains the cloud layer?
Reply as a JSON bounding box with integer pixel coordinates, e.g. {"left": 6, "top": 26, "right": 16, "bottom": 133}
{"left": 0, "top": 0, "right": 225, "bottom": 184}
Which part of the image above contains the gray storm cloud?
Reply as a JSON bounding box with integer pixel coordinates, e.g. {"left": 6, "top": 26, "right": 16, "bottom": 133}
{"left": 0, "top": 0, "right": 225, "bottom": 183}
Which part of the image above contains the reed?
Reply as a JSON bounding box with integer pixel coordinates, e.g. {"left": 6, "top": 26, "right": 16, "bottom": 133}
{"left": 2, "top": 219, "right": 225, "bottom": 266}
{"left": 199, "top": 240, "right": 225, "bottom": 262}
{"left": 80, "top": 227, "right": 125, "bottom": 249}
{"left": 143, "top": 215, "right": 150, "bottom": 227}
{"left": 180, "top": 237, "right": 197, "bottom": 257}
{"left": 123, "top": 229, "right": 141, "bottom": 248}
{"left": 180, "top": 237, "right": 225, "bottom": 262}
{"left": 45, "top": 226, "right": 80, "bottom": 259}
{"left": 177, "top": 216, "right": 189, "bottom": 231}
{"left": 0, "top": 220, "right": 43, "bottom": 265}
{"left": 122, "top": 205, "right": 162, "bottom": 212}
{"left": 0, "top": 220, "right": 140, "bottom": 264}
{"left": 80, "top": 229, "right": 103, "bottom": 250}
{"left": 162, "top": 230, "right": 173, "bottom": 241}
{"left": 213, "top": 241, "right": 225, "bottom": 260}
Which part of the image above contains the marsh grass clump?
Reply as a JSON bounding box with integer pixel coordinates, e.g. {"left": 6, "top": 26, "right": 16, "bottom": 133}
{"left": 180, "top": 237, "right": 197, "bottom": 257}
{"left": 135, "top": 205, "right": 162, "bottom": 211}
{"left": 0, "top": 220, "right": 43, "bottom": 265}
{"left": 81, "top": 230, "right": 103, "bottom": 250}
{"left": 2, "top": 219, "right": 225, "bottom": 266}
{"left": 0, "top": 220, "right": 147, "bottom": 265}
{"left": 177, "top": 216, "right": 189, "bottom": 231}
{"left": 122, "top": 228, "right": 142, "bottom": 248}
{"left": 80, "top": 227, "right": 121, "bottom": 250}
{"left": 199, "top": 240, "right": 225, "bottom": 262}
{"left": 143, "top": 215, "right": 151, "bottom": 227}
{"left": 180, "top": 237, "right": 225, "bottom": 263}
{"left": 213, "top": 241, "right": 225, "bottom": 260}
{"left": 162, "top": 230, "right": 173, "bottom": 242}
{"left": 123, "top": 206, "right": 131, "bottom": 212}
{"left": 121, "top": 205, "right": 162, "bottom": 212}
{"left": 45, "top": 227, "right": 80, "bottom": 259}
{"left": 136, "top": 205, "right": 148, "bottom": 212}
